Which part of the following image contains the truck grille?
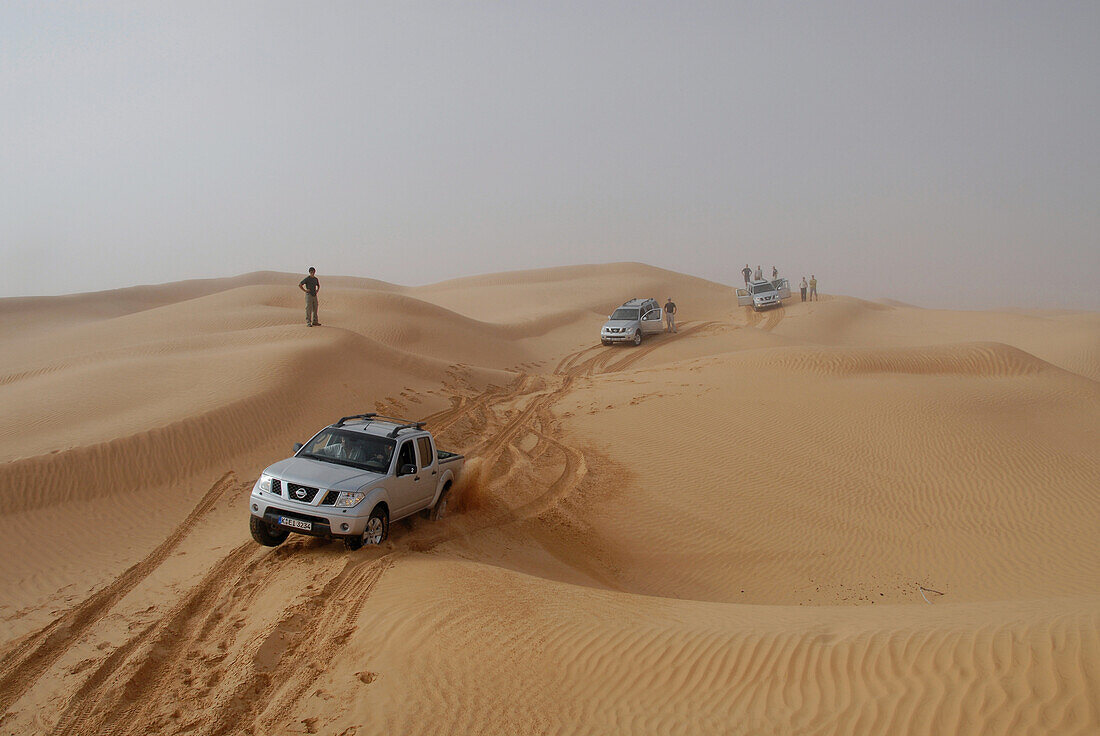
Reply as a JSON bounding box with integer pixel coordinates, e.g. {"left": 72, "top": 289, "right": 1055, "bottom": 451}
{"left": 319, "top": 490, "right": 339, "bottom": 506}
{"left": 285, "top": 483, "right": 319, "bottom": 503}
{"left": 271, "top": 479, "right": 282, "bottom": 496}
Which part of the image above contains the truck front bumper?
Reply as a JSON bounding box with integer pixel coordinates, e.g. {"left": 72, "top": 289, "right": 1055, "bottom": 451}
{"left": 249, "top": 492, "right": 370, "bottom": 539}
{"left": 601, "top": 333, "right": 636, "bottom": 342}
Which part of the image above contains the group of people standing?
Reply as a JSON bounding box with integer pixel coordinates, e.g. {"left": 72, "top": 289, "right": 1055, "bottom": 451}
{"left": 798, "top": 275, "right": 818, "bottom": 302}
{"left": 741, "top": 264, "right": 818, "bottom": 302}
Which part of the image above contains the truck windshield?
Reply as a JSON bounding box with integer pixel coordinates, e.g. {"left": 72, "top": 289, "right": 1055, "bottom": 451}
{"left": 611, "top": 308, "right": 640, "bottom": 320}
{"left": 298, "top": 429, "right": 396, "bottom": 473}
{"left": 751, "top": 282, "right": 775, "bottom": 294}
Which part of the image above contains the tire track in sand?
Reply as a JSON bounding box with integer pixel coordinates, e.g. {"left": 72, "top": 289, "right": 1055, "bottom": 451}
{"left": 551, "top": 321, "right": 719, "bottom": 380}
{"left": 601, "top": 321, "right": 718, "bottom": 374}
{"left": 50, "top": 543, "right": 260, "bottom": 736}
{"left": 0, "top": 472, "right": 240, "bottom": 716}
{"left": 220, "top": 554, "right": 395, "bottom": 736}
{"left": 761, "top": 305, "right": 784, "bottom": 332}
{"left": 49, "top": 546, "right": 394, "bottom": 736}
{"left": 742, "top": 305, "right": 783, "bottom": 331}
{"left": 425, "top": 323, "right": 719, "bottom": 543}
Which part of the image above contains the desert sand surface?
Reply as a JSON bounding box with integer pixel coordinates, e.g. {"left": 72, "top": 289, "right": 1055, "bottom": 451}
{"left": 1, "top": 263, "right": 1098, "bottom": 735}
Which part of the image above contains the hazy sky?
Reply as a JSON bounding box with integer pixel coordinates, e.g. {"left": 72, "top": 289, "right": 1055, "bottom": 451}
{"left": 3, "top": 2, "right": 1098, "bottom": 308}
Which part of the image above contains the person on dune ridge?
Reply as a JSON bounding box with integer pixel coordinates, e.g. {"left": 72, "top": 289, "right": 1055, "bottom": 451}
{"left": 809, "top": 274, "right": 818, "bottom": 301}
{"left": 741, "top": 264, "right": 752, "bottom": 285}
{"left": 664, "top": 297, "right": 677, "bottom": 333}
{"left": 299, "top": 267, "right": 321, "bottom": 326}
{"left": 800, "top": 276, "right": 808, "bottom": 302}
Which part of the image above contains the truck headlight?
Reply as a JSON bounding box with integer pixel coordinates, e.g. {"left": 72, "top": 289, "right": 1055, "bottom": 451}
{"left": 257, "top": 474, "right": 273, "bottom": 492}
{"left": 334, "top": 491, "right": 366, "bottom": 508}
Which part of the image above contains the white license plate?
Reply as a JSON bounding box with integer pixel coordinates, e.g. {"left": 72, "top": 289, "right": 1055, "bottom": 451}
{"left": 278, "top": 516, "right": 311, "bottom": 531}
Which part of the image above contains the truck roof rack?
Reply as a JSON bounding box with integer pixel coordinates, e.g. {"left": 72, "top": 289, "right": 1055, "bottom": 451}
{"left": 389, "top": 421, "right": 427, "bottom": 438}
{"left": 334, "top": 413, "right": 425, "bottom": 431}
{"left": 334, "top": 413, "right": 377, "bottom": 427}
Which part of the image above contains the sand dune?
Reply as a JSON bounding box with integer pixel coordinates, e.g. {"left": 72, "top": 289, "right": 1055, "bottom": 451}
{"left": 0, "top": 264, "right": 1097, "bottom": 735}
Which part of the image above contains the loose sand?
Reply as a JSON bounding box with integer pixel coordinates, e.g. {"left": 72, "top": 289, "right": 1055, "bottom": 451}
{"left": 1, "top": 263, "right": 1097, "bottom": 735}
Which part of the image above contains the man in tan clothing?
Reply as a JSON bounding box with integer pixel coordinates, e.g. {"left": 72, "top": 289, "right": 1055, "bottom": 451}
{"left": 299, "top": 267, "right": 321, "bottom": 326}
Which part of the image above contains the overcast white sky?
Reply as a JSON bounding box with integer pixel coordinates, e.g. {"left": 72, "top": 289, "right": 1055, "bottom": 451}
{"left": 2, "top": 1, "right": 1098, "bottom": 308}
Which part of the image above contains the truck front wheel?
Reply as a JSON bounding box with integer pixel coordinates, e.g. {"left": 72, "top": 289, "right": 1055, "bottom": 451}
{"left": 250, "top": 516, "right": 289, "bottom": 547}
{"left": 632, "top": 331, "right": 642, "bottom": 346}
{"left": 345, "top": 506, "right": 389, "bottom": 550}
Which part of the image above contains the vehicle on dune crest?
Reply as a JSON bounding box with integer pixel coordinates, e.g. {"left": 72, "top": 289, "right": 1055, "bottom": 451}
{"left": 737, "top": 279, "right": 791, "bottom": 311}
{"left": 249, "top": 414, "right": 463, "bottom": 550}
{"left": 601, "top": 297, "right": 664, "bottom": 346}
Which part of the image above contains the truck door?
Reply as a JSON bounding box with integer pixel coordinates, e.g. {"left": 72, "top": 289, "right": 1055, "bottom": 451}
{"left": 415, "top": 435, "right": 437, "bottom": 506}
{"left": 776, "top": 279, "right": 791, "bottom": 299}
{"left": 642, "top": 307, "right": 663, "bottom": 334}
{"left": 390, "top": 440, "right": 421, "bottom": 516}
{"left": 736, "top": 288, "right": 753, "bottom": 307}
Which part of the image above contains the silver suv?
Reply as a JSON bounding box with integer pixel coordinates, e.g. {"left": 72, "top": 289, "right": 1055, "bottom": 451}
{"left": 737, "top": 279, "right": 791, "bottom": 311}
{"left": 601, "top": 298, "right": 664, "bottom": 346}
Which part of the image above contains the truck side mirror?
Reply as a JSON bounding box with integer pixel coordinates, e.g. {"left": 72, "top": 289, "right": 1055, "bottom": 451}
{"left": 400, "top": 463, "right": 417, "bottom": 476}
{"left": 293, "top": 443, "right": 303, "bottom": 453}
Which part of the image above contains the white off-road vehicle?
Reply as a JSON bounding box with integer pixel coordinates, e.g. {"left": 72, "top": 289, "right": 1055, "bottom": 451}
{"left": 737, "top": 279, "right": 791, "bottom": 311}
{"left": 249, "top": 414, "right": 463, "bottom": 550}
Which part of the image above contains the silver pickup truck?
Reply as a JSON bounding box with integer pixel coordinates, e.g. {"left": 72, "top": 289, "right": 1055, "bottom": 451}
{"left": 248, "top": 414, "right": 463, "bottom": 550}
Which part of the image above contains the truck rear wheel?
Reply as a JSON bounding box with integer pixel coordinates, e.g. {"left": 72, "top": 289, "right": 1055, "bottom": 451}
{"left": 429, "top": 483, "right": 452, "bottom": 521}
{"left": 632, "top": 331, "right": 642, "bottom": 346}
{"left": 344, "top": 506, "right": 388, "bottom": 550}
{"left": 250, "top": 516, "right": 289, "bottom": 547}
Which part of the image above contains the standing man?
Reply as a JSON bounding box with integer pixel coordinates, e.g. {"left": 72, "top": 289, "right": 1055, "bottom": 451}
{"left": 754, "top": 265, "right": 763, "bottom": 281}
{"left": 800, "top": 276, "right": 808, "bottom": 302}
{"left": 809, "top": 274, "right": 818, "bottom": 301}
{"left": 741, "top": 264, "right": 752, "bottom": 285}
{"left": 772, "top": 266, "right": 778, "bottom": 279}
{"left": 664, "top": 297, "right": 677, "bottom": 333}
{"left": 299, "top": 267, "right": 321, "bottom": 326}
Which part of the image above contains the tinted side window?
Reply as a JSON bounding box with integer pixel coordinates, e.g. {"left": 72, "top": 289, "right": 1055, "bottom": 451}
{"left": 397, "top": 442, "right": 415, "bottom": 470}
{"left": 416, "top": 437, "right": 434, "bottom": 468}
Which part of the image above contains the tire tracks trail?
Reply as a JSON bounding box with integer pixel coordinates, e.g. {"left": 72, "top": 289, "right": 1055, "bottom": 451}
{"left": 8, "top": 322, "right": 718, "bottom": 734}
{"left": 742, "top": 305, "right": 784, "bottom": 331}
{"left": 0, "top": 472, "right": 240, "bottom": 717}
{"left": 208, "top": 554, "right": 395, "bottom": 736}
{"left": 50, "top": 544, "right": 260, "bottom": 736}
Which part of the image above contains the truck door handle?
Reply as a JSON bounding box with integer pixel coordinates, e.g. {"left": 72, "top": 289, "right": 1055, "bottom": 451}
{"left": 414, "top": 476, "right": 420, "bottom": 481}
{"left": 431, "top": 470, "right": 437, "bottom": 475}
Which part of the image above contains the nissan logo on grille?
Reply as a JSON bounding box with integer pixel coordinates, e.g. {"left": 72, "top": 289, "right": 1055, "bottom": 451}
{"left": 295, "top": 488, "right": 307, "bottom": 499}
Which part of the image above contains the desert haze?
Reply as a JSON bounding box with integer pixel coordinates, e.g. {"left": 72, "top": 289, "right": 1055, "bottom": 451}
{"left": 1, "top": 263, "right": 1098, "bottom": 735}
